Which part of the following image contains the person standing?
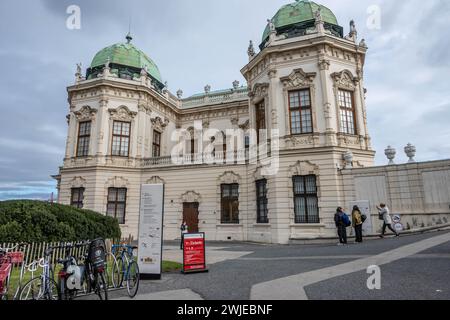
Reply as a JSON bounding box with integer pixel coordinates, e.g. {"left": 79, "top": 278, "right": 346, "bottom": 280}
{"left": 334, "top": 207, "right": 348, "bottom": 245}
{"left": 180, "top": 221, "right": 188, "bottom": 250}
{"left": 352, "top": 205, "right": 364, "bottom": 243}
{"left": 377, "top": 203, "right": 399, "bottom": 238}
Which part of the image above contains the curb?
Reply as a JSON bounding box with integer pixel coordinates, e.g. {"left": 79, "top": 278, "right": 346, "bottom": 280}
{"left": 289, "top": 223, "right": 450, "bottom": 245}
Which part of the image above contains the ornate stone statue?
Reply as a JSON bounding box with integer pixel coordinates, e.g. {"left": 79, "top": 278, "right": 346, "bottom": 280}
{"left": 348, "top": 20, "right": 358, "bottom": 41}
{"left": 359, "top": 38, "right": 367, "bottom": 48}
{"left": 176, "top": 89, "right": 183, "bottom": 99}
{"left": 232, "top": 80, "right": 240, "bottom": 90}
{"left": 404, "top": 143, "right": 417, "bottom": 163}
{"left": 267, "top": 18, "right": 275, "bottom": 32}
{"left": 105, "top": 57, "right": 111, "bottom": 69}
{"left": 247, "top": 40, "right": 255, "bottom": 58}
{"left": 385, "top": 146, "right": 396, "bottom": 165}
{"left": 315, "top": 8, "right": 323, "bottom": 23}
{"left": 343, "top": 150, "right": 354, "bottom": 169}
{"left": 204, "top": 84, "right": 211, "bottom": 94}
{"left": 76, "top": 63, "right": 82, "bottom": 75}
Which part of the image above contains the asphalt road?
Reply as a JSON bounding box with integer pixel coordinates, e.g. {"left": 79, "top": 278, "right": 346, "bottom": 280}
{"left": 104, "top": 230, "right": 450, "bottom": 300}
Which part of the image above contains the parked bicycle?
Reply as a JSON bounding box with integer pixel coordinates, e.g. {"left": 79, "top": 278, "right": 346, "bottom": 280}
{"left": 0, "top": 243, "right": 27, "bottom": 300}
{"left": 57, "top": 239, "right": 108, "bottom": 300}
{"left": 18, "top": 247, "right": 59, "bottom": 300}
{"left": 111, "top": 244, "right": 140, "bottom": 298}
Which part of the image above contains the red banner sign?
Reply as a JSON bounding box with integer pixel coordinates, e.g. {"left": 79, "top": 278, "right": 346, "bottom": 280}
{"left": 183, "top": 233, "right": 208, "bottom": 273}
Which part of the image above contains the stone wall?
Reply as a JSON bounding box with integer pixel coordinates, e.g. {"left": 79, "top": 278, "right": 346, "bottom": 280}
{"left": 341, "top": 159, "right": 450, "bottom": 233}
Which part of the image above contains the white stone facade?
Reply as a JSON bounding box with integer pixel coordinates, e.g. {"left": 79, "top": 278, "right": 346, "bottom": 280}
{"left": 55, "top": 4, "right": 449, "bottom": 244}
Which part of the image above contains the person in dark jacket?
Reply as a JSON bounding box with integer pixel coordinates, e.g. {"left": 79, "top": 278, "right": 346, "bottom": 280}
{"left": 352, "top": 205, "right": 364, "bottom": 243}
{"left": 180, "top": 221, "right": 188, "bottom": 250}
{"left": 334, "top": 207, "right": 348, "bottom": 245}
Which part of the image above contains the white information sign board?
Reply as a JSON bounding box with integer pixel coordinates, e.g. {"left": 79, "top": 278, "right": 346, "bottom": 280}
{"left": 138, "top": 184, "right": 164, "bottom": 279}
{"left": 349, "top": 200, "right": 373, "bottom": 236}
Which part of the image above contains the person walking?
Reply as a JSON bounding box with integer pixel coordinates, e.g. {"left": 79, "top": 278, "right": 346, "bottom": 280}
{"left": 180, "top": 221, "right": 188, "bottom": 250}
{"left": 352, "top": 205, "right": 364, "bottom": 243}
{"left": 334, "top": 207, "right": 348, "bottom": 245}
{"left": 377, "top": 203, "right": 399, "bottom": 238}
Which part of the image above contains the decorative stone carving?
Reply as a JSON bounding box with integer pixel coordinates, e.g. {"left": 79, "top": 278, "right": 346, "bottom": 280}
{"left": 331, "top": 70, "right": 359, "bottom": 91}
{"left": 285, "top": 135, "right": 314, "bottom": 148}
{"left": 181, "top": 191, "right": 201, "bottom": 203}
{"left": 318, "top": 59, "right": 330, "bottom": 71}
{"left": 239, "top": 120, "right": 250, "bottom": 131}
{"left": 288, "top": 161, "right": 319, "bottom": 177}
{"left": 218, "top": 171, "right": 240, "bottom": 184}
{"left": 147, "top": 176, "right": 165, "bottom": 185}
{"left": 343, "top": 150, "right": 354, "bottom": 169}
{"left": 359, "top": 39, "right": 367, "bottom": 48}
{"left": 70, "top": 176, "right": 86, "bottom": 188}
{"left": 345, "top": 20, "right": 358, "bottom": 42}
{"left": 385, "top": 146, "right": 396, "bottom": 165}
{"left": 151, "top": 116, "right": 169, "bottom": 132}
{"left": 202, "top": 120, "right": 210, "bottom": 129}
{"left": 247, "top": 40, "right": 255, "bottom": 59}
{"left": 105, "top": 176, "right": 129, "bottom": 189}
{"left": 280, "top": 68, "right": 317, "bottom": 89}
{"left": 230, "top": 117, "right": 239, "bottom": 126}
{"left": 204, "top": 85, "right": 211, "bottom": 94}
{"left": 176, "top": 89, "right": 183, "bottom": 99}
{"left": 108, "top": 106, "right": 137, "bottom": 121}
{"left": 404, "top": 143, "right": 416, "bottom": 163}
{"left": 74, "top": 106, "right": 98, "bottom": 121}
{"left": 249, "top": 83, "right": 269, "bottom": 100}
{"left": 232, "top": 80, "right": 240, "bottom": 90}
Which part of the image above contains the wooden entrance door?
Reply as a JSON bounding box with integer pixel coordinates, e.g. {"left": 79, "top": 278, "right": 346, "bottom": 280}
{"left": 183, "top": 202, "right": 199, "bottom": 233}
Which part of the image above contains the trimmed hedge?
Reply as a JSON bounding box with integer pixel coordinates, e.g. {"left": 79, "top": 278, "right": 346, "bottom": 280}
{"left": 0, "top": 200, "right": 121, "bottom": 243}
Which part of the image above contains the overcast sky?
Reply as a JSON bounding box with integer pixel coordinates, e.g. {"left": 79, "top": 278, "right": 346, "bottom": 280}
{"left": 0, "top": 0, "right": 449, "bottom": 201}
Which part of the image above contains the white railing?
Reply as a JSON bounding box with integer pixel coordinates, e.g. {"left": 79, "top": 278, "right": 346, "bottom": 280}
{"left": 141, "top": 145, "right": 272, "bottom": 168}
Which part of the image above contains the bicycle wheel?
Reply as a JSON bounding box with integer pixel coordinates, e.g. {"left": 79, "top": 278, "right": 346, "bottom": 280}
{"left": 19, "top": 277, "right": 60, "bottom": 300}
{"left": 105, "top": 253, "right": 120, "bottom": 288}
{"left": 94, "top": 272, "right": 108, "bottom": 300}
{"left": 126, "top": 261, "right": 140, "bottom": 298}
{"left": 113, "top": 254, "right": 126, "bottom": 287}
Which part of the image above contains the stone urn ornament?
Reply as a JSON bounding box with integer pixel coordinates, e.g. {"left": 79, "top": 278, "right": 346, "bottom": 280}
{"left": 343, "top": 150, "right": 353, "bottom": 169}
{"left": 404, "top": 143, "right": 416, "bottom": 163}
{"left": 385, "top": 146, "right": 396, "bottom": 165}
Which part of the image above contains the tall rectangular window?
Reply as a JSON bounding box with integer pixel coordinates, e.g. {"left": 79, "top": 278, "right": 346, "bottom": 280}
{"left": 112, "top": 121, "right": 131, "bottom": 157}
{"left": 256, "top": 180, "right": 269, "bottom": 224}
{"left": 221, "top": 184, "right": 239, "bottom": 224}
{"left": 289, "top": 89, "right": 313, "bottom": 135}
{"left": 70, "top": 187, "right": 84, "bottom": 209}
{"left": 107, "top": 188, "right": 127, "bottom": 224}
{"left": 255, "top": 101, "right": 266, "bottom": 143}
{"left": 153, "top": 130, "right": 161, "bottom": 157}
{"left": 293, "top": 175, "right": 319, "bottom": 224}
{"left": 77, "top": 121, "right": 91, "bottom": 157}
{"left": 338, "top": 90, "right": 357, "bottom": 135}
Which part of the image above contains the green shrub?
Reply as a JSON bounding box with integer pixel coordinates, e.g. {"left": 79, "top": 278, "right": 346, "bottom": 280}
{"left": 0, "top": 200, "right": 121, "bottom": 243}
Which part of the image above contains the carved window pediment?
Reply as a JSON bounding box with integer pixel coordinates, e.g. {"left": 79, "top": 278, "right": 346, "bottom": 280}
{"left": 151, "top": 116, "right": 169, "bottom": 132}
{"left": 146, "top": 176, "right": 165, "bottom": 185}
{"left": 331, "top": 70, "right": 359, "bottom": 91}
{"left": 181, "top": 191, "right": 201, "bottom": 203}
{"left": 108, "top": 106, "right": 137, "bottom": 121}
{"left": 249, "top": 83, "right": 269, "bottom": 102}
{"left": 70, "top": 176, "right": 86, "bottom": 188}
{"left": 218, "top": 171, "right": 241, "bottom": 184}
{"left": 288, "top": 160, "right": 319, "bottom": 177}
{"left": 105, "top": 176, "right": 129, "bottom": 189}
{"left": 74, "top": 106, "right": 98, "bottom": 122}
{"left": 280, "top": 68, "right": 317, "bottom": 89}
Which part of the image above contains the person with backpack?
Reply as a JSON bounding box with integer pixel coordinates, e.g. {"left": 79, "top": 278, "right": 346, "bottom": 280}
{"left": 334, "top": 207, "right": 350, "bottom": 245}
{"left": 352, "top": 205, "right": 364, "bottom": 243}
{"left": 180, "top": 221, "right": 189, "bottom": 250}
{"left": 377, "top": 203, "right": 399, "bottom": 238}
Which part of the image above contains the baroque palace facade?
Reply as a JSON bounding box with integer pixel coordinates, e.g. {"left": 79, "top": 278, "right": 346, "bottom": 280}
{"left": 55, "top": 1, "right": 450, "bottom": 244}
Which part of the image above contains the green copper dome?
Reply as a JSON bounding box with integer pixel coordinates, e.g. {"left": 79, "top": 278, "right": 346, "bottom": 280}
{"left": 90, "top": 36, "right": 162, "bottom": 83}
{"left": 262, "top": 0, "right": 339, "bottom": 43}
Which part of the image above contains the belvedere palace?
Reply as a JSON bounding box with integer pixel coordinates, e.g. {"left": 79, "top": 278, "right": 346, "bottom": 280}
{"left": 55, "top": 0, "right": 450, "bottom": 244}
